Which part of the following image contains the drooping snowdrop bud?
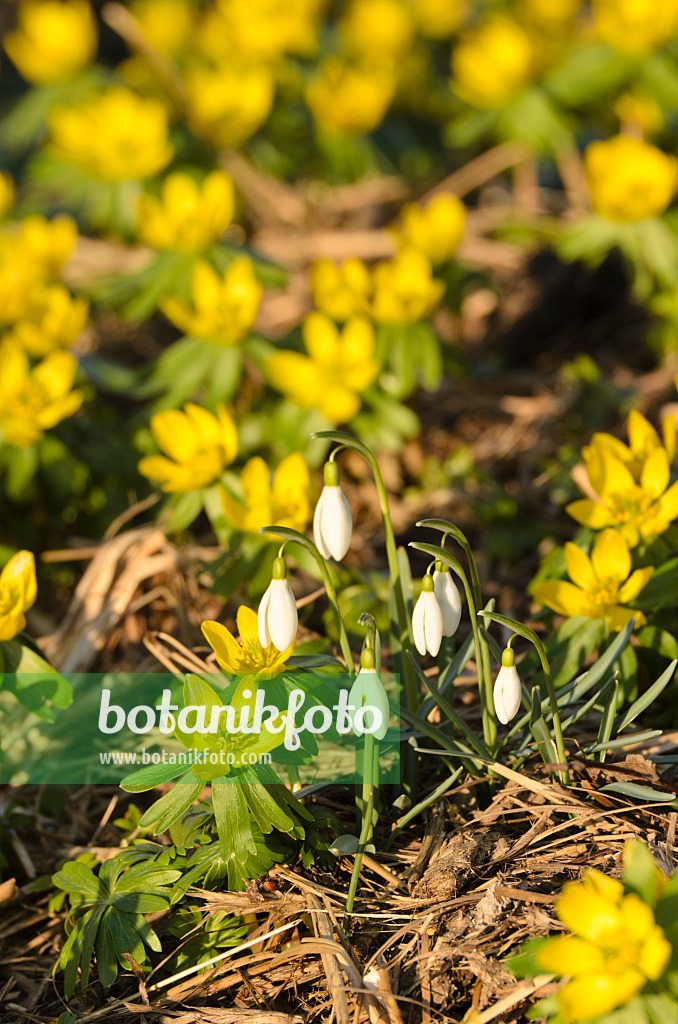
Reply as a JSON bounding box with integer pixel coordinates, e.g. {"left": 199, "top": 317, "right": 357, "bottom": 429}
{"left": 412, "top": 573, "right": 443, "bottom": 657}
{"left": 433, "top": 562, "right": 462, "bottom": 637}
{"left": 313, "top": 460, "right": 353, "bottom": 561}
{"left": 258, "top": 556, "right": 298, "bottom": 652}
{"left": 348, "top": 647, "right": 389, "bottom": 740}
{"left": 493, "top": 647, "right": 522, "bottom": 725}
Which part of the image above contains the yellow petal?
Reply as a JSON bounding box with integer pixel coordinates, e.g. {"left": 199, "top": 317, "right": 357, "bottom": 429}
{"left": 655, "top": 480, "right": 678, "bottom": 524}
{"left": 137, "top": 454, "right": 181, "bottom": 487}
{"left": 606, "top": 606, "right": 644, "bottom": 630}
{"left": 240, "top": 456, "right": 271, "bottom": 509}
{"left": 638, "top": 925, "right": 672, "bottom": 980}
{"left": 591, "top": 529, "right": 630, "bottom": 584}
{"left": 641, "top": 446, "right": 669, "bottom": 500}
{"left": 266, "top": 351, "right": 321, "bottom": 405}
{"left": 0, "top": 550, "right": 37, "bottom": 613}
{"left": 617, "top": 566, "right": 653, "bottom": 604}
{"left": 320, "top": 384, "right": 361, "bottom": 424}
{"left": 303, "top": 311, "right": 340, "bottom": 365}
{"left": 216, "top": 405, "right": 238, "bottom": 463}
{"left": 661, "top": 412, "right": 677, "bottom": 462}
{"left": 557, "top": 871, "right": 622, "bottom": 940}
{"left": 628, "top": 408, "right": 660, "bottom": 459}
{"left": 558, "top": 970, "right": 644, "bottom": 1023}
{"left": 235, "top": 605, "right": 259, "bottom": 646}
{"left": 150, "top": 409, "right": 197, "bottom": 463}
{"left": 201, "top": 619, "right": 245, "bottom": 673}
{"left": 593, "top": 448, "right": 637, "bottom": 498}
{"left": 532, "top": 580, "right": 588, "bottom": 618}
{"left": 272, "top": 453, "right": 309, "bottom": 505}
{"left": 536, "top": 936, "right": 602, "bottom": 976}
{"left": 220, "top": 486, "right": 247, "bottom": 529}
{"left": 566, "top": 499, "right": 615, "bottom": 529}
{"left": 564, "top": 543, "right": 595, "bottom": 589}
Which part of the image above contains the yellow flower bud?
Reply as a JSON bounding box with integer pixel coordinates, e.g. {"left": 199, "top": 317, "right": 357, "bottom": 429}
{"left": 585, "top": 135, "right": 678, "bottom": 222}
{"left": 4, "top": 0, "right": 97, "bottom": 85}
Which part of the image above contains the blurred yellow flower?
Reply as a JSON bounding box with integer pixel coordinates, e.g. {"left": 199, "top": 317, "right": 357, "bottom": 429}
{"left": 0, "top": 342, "right": 83, "bottom": 447}
{"left": 202, "top": 605, "right": 293, "bottom": 674}
{"left": 412, "top": 0, "right": 468, "bottom": 39}
{"left": 567, "top": 409, "right": 678, "bottom": 547}
{"left": 4, "top": 0, "right": 97, "bottom": 85}
{"left": 306, "top": 57, "right": 396, "bottom": 137}
{"left": 138, "top": 403, "right": 238, "bottom": 493}
{"left": 221, "top": 453, "right": 310, "bottom": 533}
{"left": 310, "top": 258, "right": 372, "bottom": 321}
{"left": 585, "top": 135, "right": 678, "bottom": 222}
{"left": 532, "top": 529, "right": 652, "bottom": 631}
{"left": 136, "top": 171, "right": 235, "bottom": 253}
{"left": 0, "top": 551, "right": 37, "bottom": 642}
{"left": 614, "top": 92, "right": 664, "bottom": 135}
{"left": 161, "top": 258, "right": 262, "bottom": 344}
{"left": 339, "top": 0, "right": 414, "bottom": 65}
{"left": 371, "top": 248, "right": 445, "bottom": 324}
{"left": 129, "top": 0, "right": 195, "bottom": 55}
{"left": 5, "top": 284, "right": 89, "bottom": 357}
{"left": 185, "top": 64, "right": 275, "bottom": 149}
{"left": 535, "top": 867, "right": 670, "bottom": 1021}
{"left": 266, "top": 313, "right": 380, "bottom": 423}
{"left": 49, "top": 88, "right": 173, "bottom": 182}
{"left": 520, "top": 0, "right": 581, "bottom": 31}
{"left": 393, "top": 194, "right": 466, "bottom": 264}
{"left": 199, "top": 0, "right": 324, "bottom": 64}
{"left": 0, "top": 174, "right": 14, "bottom": 220}
{"left": 2, "top": 214, "right": 78, "bottom": 283}
{"left": 593, "top": 0, "right": 678, "bottom": 56}
{"left": 451, "top": 16, "right": 535, "bottom": 109}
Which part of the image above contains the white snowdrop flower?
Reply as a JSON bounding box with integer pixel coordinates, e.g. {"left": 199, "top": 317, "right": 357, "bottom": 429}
{"left": 258, "top": 556, "right": 298, "bottom": 652}
{"left": 348, "top": 648, "right": 389, "bottom": 740}
{"left": 412, "top": 574, "right": 443, "bottom": 657}
{"left": 433, "top": 565, "right": 462, "bottom": 637}
{"left": 313, "top": 460, "right": 353, "bottom": 561}
{"left": 493, "top": 647, "right": 522, "bottom": 725}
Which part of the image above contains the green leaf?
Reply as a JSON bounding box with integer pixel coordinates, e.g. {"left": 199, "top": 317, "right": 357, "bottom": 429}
{"left": 594, "top": 678, "right": 619, "bottom": 762}
{"left": 120, "top": 758, "right": 191, "bottom": 793}
{"left": 611, "top": 661, "right": 676, "bottom": 738}
{"left": 163, "top": 490, "right": 205, "bottom": 534}
{"left": 636, "top": 626, "right": 678, "bottom": 661}
{"left": 529, "top": 687, "right": 558, "bottom": 768}
{"left": 109, "top": 892, "right": 171, "bottom": 913}
{"left": 622, "top": 840, "right": 664, "bottom": 905}
{"left": 53, "top": 862, "right": 106, "bottom": 901}
{"left": 139, "top": 778, "right": 206, "bottom": 833}
{"left": 598, "top": 782, "right": 676, "bottom": 804}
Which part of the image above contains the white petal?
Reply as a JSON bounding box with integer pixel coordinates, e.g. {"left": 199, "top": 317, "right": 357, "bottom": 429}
{"left": 434, "top": 571, "right": 462, "bottom": 637}
{"left": 423, "top": 591, "right": 443, "bottom": 657}
{"left": 348, "top": 668, "right": 389, "bottom": 739}
{"left": 258, "top": 582, "right": 273, "bottom": 648}
{"left": 493, "top": 665, "right": 522, "bottom": 724}
{"left": 313, "top": 488, "right": 331, "bottom": 559}
{"left": 317, "top": 485, "right": 352, "bottom": 561}
{"left": 268, "top": 578, "right": 298, "bottom": 651}
{"left": 412, "top": 592, "right": 428, "bottom": 656}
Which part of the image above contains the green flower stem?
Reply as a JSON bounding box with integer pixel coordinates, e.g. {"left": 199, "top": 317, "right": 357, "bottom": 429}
{"left": 312, "top": 431, "right": 419, "bottom": 713}
{"left": 410, "top": 541, "right": 497, "bottom": 752}
{"left": 258, "top": 526, "right": 354, "bottom": 672}
{"left": 480, "top": 610, "right": 569, "bottom": 785}
{"left": 343, "top": 729, "right": 376, "bottom": 932}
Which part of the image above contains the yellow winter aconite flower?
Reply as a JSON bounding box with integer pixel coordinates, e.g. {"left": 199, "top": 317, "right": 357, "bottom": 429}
{"left": 535, "top": 867, "right": 671, "bottom": 1022}
{"left": 306, "top": 58, "right": 396, "bottom": 137}
{"left": 221, "top": 454, "right": 310, "bottom": 533}
{"left": 266, "top": 313, "right": 381, "bottom": 423}
{"left": 129, "top": 0, "right": 195, "bottom": 56}
{"left": 202, "top": 605, "right": 293, "bottom": 675}
{"left": 585, "top": 136, "right": 678, "bottom": 222}
{"left": 338, "top": 0, "right": 415, "bottom": 65}
{"left": 5, "top": 285, "right": 89, "bottom": 357}
{"left": 412, "top": 0, "right": 468, "bottom": 39}
{"left": 160, "top": 258, "right": 262, "bottom": 344}
{"left": 138, "top": 404, "right": 238, "bottom": 494}
{"left": 614, "top": 92, "right": 663, "bottom": 135}
{"left": 185, "top": 64, "right": 275, "bottom": 149}
{"left": 451, "top": 16, "right": 535, "bottom": 109}
{"left": 593, "top": 0, "right": 678, "bottom": 56}
{"left": 49, "top": 88, "right": 173, "bottom": 182}
{"left": 4, "top": 0, "right": 97, "bottom": 85}
{"left": 532, "top": 529, "right": 652, "bottom": 631}
{"left": 0, "top": 174, "right": 15, "bottom": 220}
{"left": 371, "top": 249, "right": 445, "bottom": 324}
{"left": 567, "top": 409, "right": 678, "bottom": 547}
{"left": 0, "top": 343, "right": 83, "bottom": 448}
{"left": 310, "top": 259, "right": 372, "bottom": 321}
{"left": 0, "top": 551, "right": 37, "bottom": 642}
{"left": 2, "top": 214, "right": 78, "bottom": 283}
{"left": 136, "top": 172, "right": 235, "bottom": 254}
{"left": 199, "top": 0, "right": 324, "bottom": 64}
{"left": 394, "top": 194, "right": 466, "bottom": 264}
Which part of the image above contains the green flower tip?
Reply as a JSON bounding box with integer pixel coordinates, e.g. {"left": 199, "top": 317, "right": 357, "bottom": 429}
{"left": 272, "top": 556, "right": 288, "bottom": 580}
{"left": 501, "top": 647, "right": 515, "bottom": 668}
{"left": 422, "top": 573, "right": 435, "bottom": 593}
{"left": 323, "top": 460, "right": 340, "bottom": 486}
{"left": 360, "top": 647, "right": 376, "bottom": 670}
{"left": 434, "top": 560, "right": 448, "bottom": 574}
